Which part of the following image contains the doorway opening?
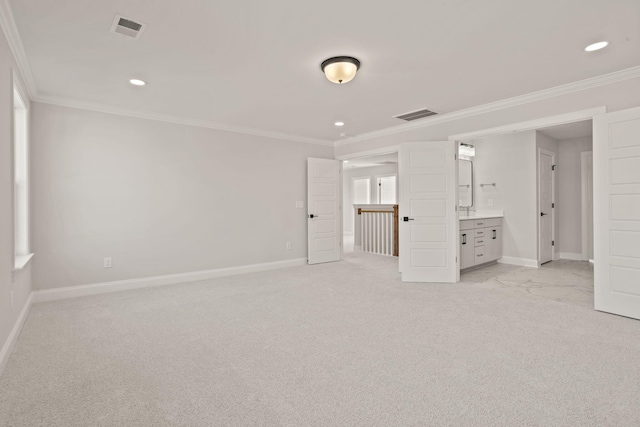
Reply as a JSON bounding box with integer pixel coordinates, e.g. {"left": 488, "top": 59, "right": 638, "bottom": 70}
{"left": 341, "top": 152, "right": 398, "bottom": 255}
{"left": 454, "top": 118, "right": 594, "bottom": 303}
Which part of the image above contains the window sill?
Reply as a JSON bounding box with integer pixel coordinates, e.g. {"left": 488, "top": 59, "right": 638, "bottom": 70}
{"left": 12, "top": 253, "right": 34, "bottom": 282}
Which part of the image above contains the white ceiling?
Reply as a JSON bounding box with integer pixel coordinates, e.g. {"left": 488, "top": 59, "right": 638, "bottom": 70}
{"left": 7, "top": 0, "right": 640, "bottom": 143}
{"left": 345, "top": 152, "right": 398, "bottom": 169}
{"left": 538, "top": 120, "right": 593, "bottom": 141}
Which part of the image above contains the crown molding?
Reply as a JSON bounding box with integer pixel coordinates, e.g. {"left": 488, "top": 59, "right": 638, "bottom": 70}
{"left": 0, "top": 0, "right": 37, "bottom": 99}
{"left": 334, "top": 65, "right": 640, "bottom": 147}
{"left": 448, "top": 106, "right": 606, "bottom": 141}
{"left": 34, "top": 95, "right": 335, "bottom": 146}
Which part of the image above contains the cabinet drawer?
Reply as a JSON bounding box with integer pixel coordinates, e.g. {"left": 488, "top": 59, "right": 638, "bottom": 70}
{"left": 460, "top": 220, "right": 475, "bottom": 231}
{"left": 474, "top": 229, "right": 485, "bottom": 238}
{"left": 474, "top": 237, "right": 486, "bottom": 247}
{"left": 475, "top": 247, "right": 485, "bottom": 264}
{"left": 474, "top": 220, "right": 485, "bottom": 228}
{"left": 484, "top": 218, "right": 502, "bottom": 227}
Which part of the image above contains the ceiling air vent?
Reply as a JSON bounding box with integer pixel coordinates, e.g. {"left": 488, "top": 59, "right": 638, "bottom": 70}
{"left": 110, "top": 14, "right": 147, "bottom": 39}
{"left": 394, "top": 108, "right": 438, "bottom": 121}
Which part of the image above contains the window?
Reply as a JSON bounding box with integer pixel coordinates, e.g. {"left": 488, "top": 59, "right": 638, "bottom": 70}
{"left": 13, "top": 83, "right": 31, "bottom": 272}
{"left": 352, "top": 177, "right": 370, "bottom": 204}
{"left": 377, "top": 175, "right": 397, "bottom": 204}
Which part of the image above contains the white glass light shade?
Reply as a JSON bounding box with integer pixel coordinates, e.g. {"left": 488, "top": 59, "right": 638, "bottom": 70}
{"left": 321, "top": 57, "right": 360, "bottom": 84}
{"left": 324, "top": 62, "right": 357, "bottom": 84}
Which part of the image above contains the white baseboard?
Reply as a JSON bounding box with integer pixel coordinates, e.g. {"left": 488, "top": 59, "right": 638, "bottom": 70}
{"left": 32, "top": 258, "right": 307, "bottom": 303}
{"left": 0, "top": 292, "right": 33, "bottom": 377}
{"left": 559, "top": 252, "right": 584, "bottom": 261}
{"left": 498, "top": 256, "right": 539, "bottom": 268}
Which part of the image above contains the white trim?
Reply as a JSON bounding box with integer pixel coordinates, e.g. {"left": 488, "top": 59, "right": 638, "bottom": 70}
{"left": 498, "top": 256, "right": 539, "bottom": 268}
{"left": 449, "top": 107, "right": 604, "bottom": 141}
{"left": 559, "top": 252, "right": 584, "bottom": 261}
{"left": 34, "top": 96, "right": 334, "bottom": 147}
{"left": 335, "top": 146, "right": 400, "bottom": 161}
{"left": 12, "top": 253, "right": 34, "bottom": 281}
{"left": 0, "top": 292, "right": 33, "bottom": 377}
{"left": 32, "top": 258, "right": 307, "bottom": 303}
{"left": 581, "top": 151, "right": 593, "bottom": 261}
{"left": 335, "top": 66, "right": 640, "bottom": 146}
{"left": 0, "top": 0, "right": 37, "bottom": 99}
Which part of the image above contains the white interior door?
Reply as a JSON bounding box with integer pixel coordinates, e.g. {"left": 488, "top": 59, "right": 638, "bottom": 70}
{"left": 594, "top": 106, "right": 640, "bottom": 320}
{"left": 307, "top": 158, "right": 341, "bottom": 265}
{"left": 538, "top": 149, "right": 554, "bottom": 264}
{"left": 399, "top": 141, "right": 458, "bottom": 283}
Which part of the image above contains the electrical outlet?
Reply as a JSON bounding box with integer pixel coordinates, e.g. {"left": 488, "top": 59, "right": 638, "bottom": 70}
{"left": 104, "top": 257, "right": 112, "bottom": 268}
{"left": 488, "top": 199, "right": 494, "bottom": 207}
{"left": 286, "top": 242, "right": 292, "bottom": 250}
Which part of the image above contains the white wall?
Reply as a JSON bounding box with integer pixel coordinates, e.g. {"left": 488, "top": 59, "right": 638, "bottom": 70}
{"left": 30, "top": 103, "right": 333, "bottom": 290}
{"left": 558, "top": 136, "right": 593, "bottom": 256}
{"left": 342, "top": 164, "right": 398, "bottom": 234}
{"left": 472, "top": 131, "right": 538, "bottom": 263}
{"left": 536, "top": 131, "right": 560, "bottom": 258}
{"left": 0, "top": 27, "right": 33, "bottom": 365}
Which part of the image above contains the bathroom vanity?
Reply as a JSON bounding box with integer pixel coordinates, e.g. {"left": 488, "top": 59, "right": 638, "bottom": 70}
{"left": 460, "top": 215, "right": 503, "bottom": 271}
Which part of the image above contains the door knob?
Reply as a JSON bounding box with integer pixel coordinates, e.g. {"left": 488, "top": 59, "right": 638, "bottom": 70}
{"left": 309, "top": 214, "right": 317, "bottom": 218}
{"left": 540, "top": 212, "right": 548, "bottom": 216}
{"left": 403, "top": 217, "right": 414, "bottom": 222}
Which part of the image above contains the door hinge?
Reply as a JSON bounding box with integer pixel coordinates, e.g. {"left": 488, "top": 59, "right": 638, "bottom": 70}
{"left": 456, "top": 256, "right": 458, "bottom": 263}
{"left": 455, "top": 154, "right": 457, "bottom": 160}
{"left": 552, "top": 203, "right": 555, "bottom": 208}
{"left": 552, "top": 240, "right": 555, "bottom": 246}
{"left": 455, "top": 205, "right": 458, "bottom": 212}
{"left": 552, "top": 165, "right": 556, "bottom": 171}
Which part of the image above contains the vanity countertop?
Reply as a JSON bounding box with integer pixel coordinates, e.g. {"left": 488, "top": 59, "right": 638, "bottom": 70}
{"left": 459, "top": 210, "right": 504, "bottom": 220}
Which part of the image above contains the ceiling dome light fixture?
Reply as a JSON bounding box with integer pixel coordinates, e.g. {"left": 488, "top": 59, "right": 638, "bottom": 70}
{"left": 129, "top": 78, "right": 146, "bottom": 86}
{"left": 334, "top": 121, "right": 345, "bottom": 126}
{"left": 585, "top": 41, "right": 608, "bottom": 52}
{"left": 321, "top": 56, "right": 360, "bottom": 84}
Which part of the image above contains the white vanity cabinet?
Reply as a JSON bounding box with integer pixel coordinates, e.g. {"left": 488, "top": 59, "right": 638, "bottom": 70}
{"left": 460, "top": 217, "right": 502, "bottom": 271}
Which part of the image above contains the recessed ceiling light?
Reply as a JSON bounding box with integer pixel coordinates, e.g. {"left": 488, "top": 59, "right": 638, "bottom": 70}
{"left": 343, "top": 160, "right": 349, "bottom": 163}
{"left": 585, "top": 41, "right": 608, "bottom": 52}
{"left": 129, "top": 79, "right": 146, "bottom": 86}
{"left": 335, "top": 121, "right": 344, "bottom": 126}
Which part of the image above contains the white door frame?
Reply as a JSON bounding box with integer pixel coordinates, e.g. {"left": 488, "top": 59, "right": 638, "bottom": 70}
{"left": 581, "top": 151, "right": 594, "bottom": 262}
{"left": 538, "top": 148, "right": 556, "bottom": 264}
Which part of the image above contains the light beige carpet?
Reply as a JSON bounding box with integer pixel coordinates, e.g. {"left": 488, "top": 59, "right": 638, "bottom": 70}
{"left": 1, "top": 253, "right": 639, "bottom": 426}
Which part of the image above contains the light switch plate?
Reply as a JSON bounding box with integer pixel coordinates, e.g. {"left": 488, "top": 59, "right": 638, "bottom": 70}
{"left": 296, "top": 201, "right": 304, "bottom": 208}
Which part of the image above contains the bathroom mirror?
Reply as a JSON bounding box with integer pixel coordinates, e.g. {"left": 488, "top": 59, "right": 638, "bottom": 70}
{"left": 459, "top": 159, "right": 473, "bottom": 208}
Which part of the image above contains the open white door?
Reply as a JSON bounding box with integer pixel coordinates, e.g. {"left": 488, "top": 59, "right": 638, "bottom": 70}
{"left": 307, "top": 158, "right": 341, "bottom": 265}
{"left": 594, "top": 106, "right": 640, "bottom": 320}
{"left": 399, "top": 141, "right": 458, "bottom": 283}
{"left": 538, "top": 148, "right": 554, "bottom": 264}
